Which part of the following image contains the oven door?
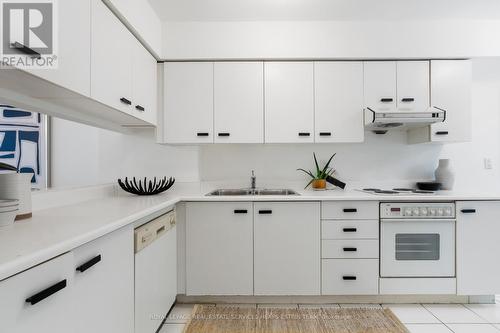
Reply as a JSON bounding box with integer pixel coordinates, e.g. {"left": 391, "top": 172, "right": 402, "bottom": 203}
{"left": 380, "top": 219, "right": 455, "bottom": 278}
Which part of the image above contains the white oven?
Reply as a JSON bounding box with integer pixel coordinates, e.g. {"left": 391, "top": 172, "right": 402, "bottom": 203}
{"left": 380, "top": 202, "right": 456, "bottom": 278}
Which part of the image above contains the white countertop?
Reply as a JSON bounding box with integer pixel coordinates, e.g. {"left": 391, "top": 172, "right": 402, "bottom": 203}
{"left": 1, "top": 182, "right": 500, "bottom": 281}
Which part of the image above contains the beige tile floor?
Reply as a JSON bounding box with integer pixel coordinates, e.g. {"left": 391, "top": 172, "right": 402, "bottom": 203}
{"left": 159, "top": 302, "right": 500, "bottom": 333}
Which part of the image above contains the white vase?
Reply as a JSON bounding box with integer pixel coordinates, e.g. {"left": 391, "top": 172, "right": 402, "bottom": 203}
{"left": 435, "top": 159, "right": 455, "bottom": 190}
{"left": 0, "top": 173, "right": 32, "bottom": 219}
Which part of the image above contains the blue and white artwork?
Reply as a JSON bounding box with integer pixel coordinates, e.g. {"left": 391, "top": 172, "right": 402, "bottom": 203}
{"left": 0, "top": 105, "right": 46, "bottom": 188}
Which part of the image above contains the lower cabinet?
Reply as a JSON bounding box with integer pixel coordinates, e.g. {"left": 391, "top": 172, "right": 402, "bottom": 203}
{"left": 186, "top": 202, "right": 254, "bottom": 295}
{"left": 322, "top": 259, "right": 379, "bottom": 295}
{"left": 254, "top": 202, "right": 321, "bottom": 295}
{"left": 72, "top": 225, "right": 134, "bottom": 333}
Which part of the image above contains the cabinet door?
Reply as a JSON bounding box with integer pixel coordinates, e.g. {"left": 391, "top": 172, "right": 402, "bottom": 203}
{"left": 364, "top": 61, "right": 397, "bottom": 112}
{"left": 457, "top": 201, "right": 500, "bottom": 295}
{"left": 397, "top": 61, "right": 430, "bottom": 113}
{"left": 26, "top": 0, "right": 91, "bottom": 96}
{"left": 0, "top": 253, "right": 74, "bottom": 333}
{"left": 430, "top": 60, "right": 472, "bottom": 143}
{"left": 73, "top": 225, "right": 134, "bottom": 333}
{"left": 265, "top": 62, "right": 314, "bottom": 143}
{"left": 132, "top": 39, "right": 157, "bottom": 125}
{"left": 254, "top": 202, "right": 320, "bottom": 295}
{"left": 314, "top": 62, "right": 364, "bottom": 143}
{"left": 164, "top": 62, "right": 214, "bottom": 143}
{"left": 186, "top": 202, "right": 253, "bottom": 295}
{"left": 91, "top": 0, "right": 133, "bottom": 113}
{"left": 214, "top": 62, "right": 264, "bottom": 143}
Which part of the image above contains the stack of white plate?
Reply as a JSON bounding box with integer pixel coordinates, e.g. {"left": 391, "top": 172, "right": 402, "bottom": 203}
{"left": 0, "top": 199, "right": 19, "bottom": 227}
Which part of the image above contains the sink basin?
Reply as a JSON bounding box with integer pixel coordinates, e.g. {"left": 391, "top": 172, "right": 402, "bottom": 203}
{"left": 207, "top": 189, "right": 299, "bottom": 196}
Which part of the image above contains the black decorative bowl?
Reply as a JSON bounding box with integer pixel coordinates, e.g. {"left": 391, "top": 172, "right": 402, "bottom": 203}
{"left": 416, "top": 182, "right": 442, "bottom": 191}
{"left": 118, "top": 177, "right": 175, "bottom": 196}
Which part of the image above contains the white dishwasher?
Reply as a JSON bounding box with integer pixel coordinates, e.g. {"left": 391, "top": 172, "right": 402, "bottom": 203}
{"left": 135, "top": 210, "right": 177, "bottom": 333}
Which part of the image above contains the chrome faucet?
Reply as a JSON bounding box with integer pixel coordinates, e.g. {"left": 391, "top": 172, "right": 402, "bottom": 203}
{"left": 251, "top": 170, "right": 256, "bottom": 189}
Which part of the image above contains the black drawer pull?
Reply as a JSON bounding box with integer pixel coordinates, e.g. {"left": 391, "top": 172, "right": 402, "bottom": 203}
{"left": 380, "top": 98, "right": 394, "bottom": 103}
{"left": 120, "top": 97, "right": 132, "bottom": 105}
{"left": 11, "top": 41, "right": 41, "bottom": 59}
{"left": 343, "top": 228, "right": 357, "bottom": 233}
{"left": 234, "top": 209, "right": 248, "bottom": 214}
{"left": 343, "top": 208, "right": 357, "bottom": 213}
{"left": 218, "top": 133, "right": 230, "bottom": 137}
{"left": 298, "top": 132, "right": 310, "bottom": 137}
{"left": 435, "top": 131, "right": 449, "bottom": 136}
{"left": 25, "top": 280, "right": 67, "bottom": 305}
{"left": 343, "top": 276, "right": 357, "bottom": 281}
{"left": 135, "top": 105, "right": 145, "bottom": 112}
{"left": 319, "top": 132, "right": 332, "bottom": 137}
{"left": 461, "top": 209, "right": 476, "bottom": 214}
{"left": 401, "top": 98, "right": 415, "bottom": 103}
{"left": 76, "top": 255, "right": 102, "bottom": 273}
{"left": 197, "top": 132, "right": 209, "bottom": 137}
{"left": 259, "top": 210, "right": 273, "bottom": 215}
{"left": 343, "top": 247, "right": 358, "bottom": 252}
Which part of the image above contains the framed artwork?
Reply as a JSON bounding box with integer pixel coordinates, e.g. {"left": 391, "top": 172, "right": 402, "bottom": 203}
{"left": 0, "top": 105, "right": 47, "bottom": 189}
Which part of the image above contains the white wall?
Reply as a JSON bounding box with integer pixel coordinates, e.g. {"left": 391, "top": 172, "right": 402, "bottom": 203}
{"left": 162, "top": 20, "right": 500, "bottom": 59}
{"left": 199, "top": 58, "right": 500, "bottom": 191}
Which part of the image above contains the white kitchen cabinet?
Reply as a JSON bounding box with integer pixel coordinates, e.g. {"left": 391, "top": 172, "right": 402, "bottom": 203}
{"left": 0, "top": 253, "right": 74, "bottom": 333}
{"left": 26, "top": 0, "right": 91, "bottom": 96}
{"left": 91, "top": 0, "right": 134, "bottom": 114}
{"left": 132, "top": 38, "right": 157, "bottom": 125}
{"left": 364, "top": 61, "right": 397, "bottom": 112}
{"left": 322, "top": 259, "right": 379, "bottom": 295}
{"left": 314, "top": 62, "right": 364, "bottom": 143}
{"left": 264, "top": 62, "right": 314, "bottom": 143}
{"left": 456, "top": 201, "right": 500, "bottom": 295}
{"left": 164, "top": 62, "right": 214, "bottom": 144}
{"left": 254, "top": 202, "right": 320, "bottom": 295}
{"left": 396, "top": 61, "right": 430, "bottom": 113}
{"left": 186, "top": 202, "right": 253, "bottom": 295}
{"left": 73, "top": 225, "right": 134, "bottom": 333}
{"left": 214, "top": 62, "right": 264, "bottom": 143}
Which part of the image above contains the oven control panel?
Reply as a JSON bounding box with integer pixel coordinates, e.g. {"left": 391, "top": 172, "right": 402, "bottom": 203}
{"left": 381, "top": 202, "right": 456, "bottom": 218}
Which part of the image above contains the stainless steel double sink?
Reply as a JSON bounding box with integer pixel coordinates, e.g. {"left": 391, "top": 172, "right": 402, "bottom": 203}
{"left": 206, "top": 188, "right": 300, "bottom": 196}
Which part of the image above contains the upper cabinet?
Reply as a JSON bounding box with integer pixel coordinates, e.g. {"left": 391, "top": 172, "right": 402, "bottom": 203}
{"left": 265, "top": 62, "right": 314, "bottom": 143}
{"left": 163, "top": 62, "right": 214, "bottom": 144}
{"left": 314, "top": 62, "right": 364, "bottom": 143}
{"left": 364, "top": 61, "right": 430, "bottom": 113}
{"left": 132, "top": 39, "right": 158, "bottom": 125}
{"left": 214, "top": 62, "right": 264, "bottom": 143}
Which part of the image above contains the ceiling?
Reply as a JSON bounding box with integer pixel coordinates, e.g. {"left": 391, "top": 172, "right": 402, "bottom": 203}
{"left": 148, "top": 0, "right": 500, "bottom": 22}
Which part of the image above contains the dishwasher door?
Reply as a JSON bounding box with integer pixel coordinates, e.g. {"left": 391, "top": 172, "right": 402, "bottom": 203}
{"left": 135, "top": 211, "right": 177, "bottom": 333}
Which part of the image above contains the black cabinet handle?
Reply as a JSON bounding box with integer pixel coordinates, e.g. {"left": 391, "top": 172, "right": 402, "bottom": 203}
{"left": 343, "top": 276, "right": 357, "bottom": 281}
{"left": 11, "top": 41, "right": 41, "bottom": 59}
{"left": 76, "top": 255, "right": 102, "bottom": 273}
{"left": 135, "top": 105, "right": 145, "bottom": 112}
{"left": 435, "top": 131, "right": 449, "bottom": 136}
{"left": 380, "top": 98, "right": 394, "bottom": 103}
{"left": 25, "top": 280, "right": 67, "bottom": 305}
{"left": 120, "top": 97, "right": 132, "bottom": 105}
{"left": 343, "top": 208, "right": 357, "bottom": 213}
{"left": 343, "top": 247, "right": 358, "bottom": 252}
{"left": 259, "top": 210, "right": 273, "bottom": 215}
{"left": 197, "top": 132, "right": 209, "bottom": 137}
{"left": 461, "top": 209, "right": 476, "bottom": 214}
{"left": 343, "top": 228, "right": 357, "bottom": 233}
{"left": 218, "top": 133, "right": 230, "bottom": 137}
{"left": 298, "top": 132, "right": 310, "bottom": 137}
{"left": 234, "top": 209, "right": 248, "bottom": 214}
{"left": 401, "top": 98, "right": 415, "bottom": 103}
{"left": 319, "top": 132, "right": 332, "bottom": 137}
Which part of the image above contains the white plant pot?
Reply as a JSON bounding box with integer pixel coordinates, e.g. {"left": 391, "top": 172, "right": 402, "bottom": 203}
{"left": 435, "top": 159, "right": 455, "bottom": 191}
{"left": 0, "top": 173, "right": 32, "bottom": 220}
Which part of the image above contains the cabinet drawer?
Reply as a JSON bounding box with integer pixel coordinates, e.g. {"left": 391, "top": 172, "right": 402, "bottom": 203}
{"left": 322, "top": 240, "right": 379, "bottom": 259}
{"left": 322, "top": 201, "right": 378, "bottom": 220}
{"left": 322, "top": 259, "right": 379, "bottom": 295}
{"left": 322, "top": 220, "right": 379, "bottom": 239}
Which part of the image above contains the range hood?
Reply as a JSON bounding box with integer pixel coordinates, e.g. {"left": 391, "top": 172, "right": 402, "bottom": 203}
{"left": 364, "top": 107, "right": 446, "bottom": 134}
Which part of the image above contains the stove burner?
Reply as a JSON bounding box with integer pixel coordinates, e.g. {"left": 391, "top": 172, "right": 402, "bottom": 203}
{"left": 393, "top": 188, "right": 415, "bottom": 192}
{"left": 375, "top": 190, "right": 399, "bottom": 194}
{"left": 413, "top": 190, "right": 435, "bottom": 194}
{"left": 363, "top": 188, "right": 380, "bottom": 192}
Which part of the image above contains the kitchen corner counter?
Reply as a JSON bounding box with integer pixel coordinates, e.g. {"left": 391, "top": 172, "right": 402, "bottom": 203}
{"left": 1, "top": 183, "right": 500, "bottom": 281}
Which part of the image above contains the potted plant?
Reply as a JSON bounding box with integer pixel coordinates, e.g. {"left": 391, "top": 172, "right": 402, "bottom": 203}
{"left": 297, "top": 153, "right": 336, "bottom": 190}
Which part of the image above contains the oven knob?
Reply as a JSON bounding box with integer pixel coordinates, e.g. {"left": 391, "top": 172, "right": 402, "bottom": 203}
{"left": 404, "top": 208, "right": 412, "bottom": 216}
{"left": 420, "top": 208, "right": 428, "bottom": 216}
{"left": 413, "top": 208, "right": 420, "bottom": 216}
{"left": 429, "top": 208, "right": 436, "bottom": 216}
{"left": 444, "top": 208, "right": 452, "bottom": 216}
{"left": 437, "top": 208, "right": 444, "bottom": 216}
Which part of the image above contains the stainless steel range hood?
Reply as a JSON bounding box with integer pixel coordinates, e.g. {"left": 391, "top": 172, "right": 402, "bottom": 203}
{"left": 364, "top": 107, "right": 446, "bottom": 134}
